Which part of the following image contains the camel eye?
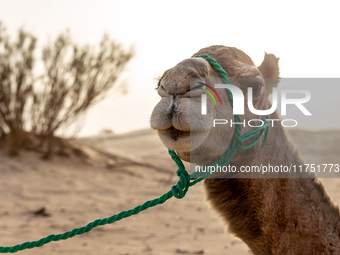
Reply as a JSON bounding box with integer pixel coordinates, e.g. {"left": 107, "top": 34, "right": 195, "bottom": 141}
{"left": 160, "top": 85, "right": 166, "bottom": 91}
{"left": 252, "top": 79, "right": 265, "bottom": 93}
{"left": 157, "top": 84, "right": 168, "bottom": 97}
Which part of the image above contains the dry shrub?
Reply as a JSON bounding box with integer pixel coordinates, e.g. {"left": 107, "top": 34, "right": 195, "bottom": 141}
{"left": 0, "top": 22, "right": 134, "bottom": 158}
{"left": 0, "top": 22, "right": 36, "bottom": 156}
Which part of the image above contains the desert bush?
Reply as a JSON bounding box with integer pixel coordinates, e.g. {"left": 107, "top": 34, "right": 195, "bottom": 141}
{"left": 0, "top": 22, "right": 36, "bottom": 155}
{"left": 0, "top": 22, "right": 134, "bottom": 158}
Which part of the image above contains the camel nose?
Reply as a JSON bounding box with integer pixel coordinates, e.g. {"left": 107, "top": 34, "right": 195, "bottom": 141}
{"left": 166, "top": 95, "right": 180, "bottom": 116}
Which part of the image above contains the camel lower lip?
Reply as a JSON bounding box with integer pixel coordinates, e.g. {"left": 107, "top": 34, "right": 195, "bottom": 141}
{"left": 165, "top": 127, "right": 190, "bottom": 141}
{"left": 157, "top": 126, "right": 210, "bottom": 152}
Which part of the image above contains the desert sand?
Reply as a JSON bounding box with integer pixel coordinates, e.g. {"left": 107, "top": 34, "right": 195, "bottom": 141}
{"left": 1, "top": 128, "right": 340, "bottom": 255}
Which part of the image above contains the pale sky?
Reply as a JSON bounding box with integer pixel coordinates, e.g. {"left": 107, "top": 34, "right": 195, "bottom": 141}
{"left": 0, "top": 0, "right": 339, "bottom": 136}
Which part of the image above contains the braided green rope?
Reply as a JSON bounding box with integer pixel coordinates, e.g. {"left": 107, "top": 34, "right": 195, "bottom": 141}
{"left": 0, "top": 54, "right": 269, "bottom": 253}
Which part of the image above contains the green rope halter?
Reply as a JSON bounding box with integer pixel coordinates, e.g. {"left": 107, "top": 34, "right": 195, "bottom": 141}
{"left": 0, "top": 54, "right": 270, "bottom": 253}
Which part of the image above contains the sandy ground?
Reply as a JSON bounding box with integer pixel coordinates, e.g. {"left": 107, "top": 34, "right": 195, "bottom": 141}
{"left": 0, "top": 128, "right": 340, "bottom": 255}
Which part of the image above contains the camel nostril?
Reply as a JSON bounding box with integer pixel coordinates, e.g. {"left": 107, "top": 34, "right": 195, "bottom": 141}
{"left": 174, "top": 96, "right": 179, "bottom": 112}
{"left": 166, "top": 95, "right": 174, "bottom": 113}
{"left": 166, "top": 95, "right": 180, "bottom": 114}
{"left": 167, "top": 104, "right": 176, "bottom": 118}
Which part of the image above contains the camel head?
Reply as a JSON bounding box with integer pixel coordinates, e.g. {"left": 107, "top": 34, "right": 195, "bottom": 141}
{"left": 150, "top": 46, "right": 280, "bottom": 164}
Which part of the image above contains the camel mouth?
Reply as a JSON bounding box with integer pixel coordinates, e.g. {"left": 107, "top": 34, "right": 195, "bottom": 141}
{"left": 156, "top": 125, "right": 210, "bottom": 153}
{"left": 164, "top": 126, "right": 190, "bottom": 141}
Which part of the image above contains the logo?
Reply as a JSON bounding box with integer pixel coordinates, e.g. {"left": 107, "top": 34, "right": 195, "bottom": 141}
{"left": 192, "top": 82, "right": 222, "bottom": 115}
{"left": 194, "top": 81, "right": 312, "bottom": 128}
{"left": 200, "top": 84, "right": 311, "bottom": 116}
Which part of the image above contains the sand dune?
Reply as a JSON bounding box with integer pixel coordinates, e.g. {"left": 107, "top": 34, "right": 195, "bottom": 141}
{"left": 0, "top": 129, "right": 339, "bottom": 254}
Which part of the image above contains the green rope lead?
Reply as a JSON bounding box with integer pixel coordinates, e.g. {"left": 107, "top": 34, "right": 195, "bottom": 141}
{"left": 0, "top": 55, "right": 269, "bottom": 253}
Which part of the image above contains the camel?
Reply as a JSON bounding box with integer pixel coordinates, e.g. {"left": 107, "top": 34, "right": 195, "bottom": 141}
{"left": 150, "top": 45, "right": 340, "bottom": 255}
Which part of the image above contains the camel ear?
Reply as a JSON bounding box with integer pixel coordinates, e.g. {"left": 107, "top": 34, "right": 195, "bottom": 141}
{"left": 257, "top": 52, "right": 280, "bottom": 97}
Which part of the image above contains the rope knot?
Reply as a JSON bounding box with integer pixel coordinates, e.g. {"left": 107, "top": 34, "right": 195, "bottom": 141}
{"left": 171, "top": 169, "right": 190, "bottom": 199}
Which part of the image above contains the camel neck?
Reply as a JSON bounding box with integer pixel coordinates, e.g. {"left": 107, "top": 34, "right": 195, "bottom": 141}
{"left": 204, "top": 111, "right": 340, "bottom": 254}
{"left": 225, "top": 110, "right": 304, "bottom": 178}
{"left": 256, "top": 110, "right": 304, "bottom": 169}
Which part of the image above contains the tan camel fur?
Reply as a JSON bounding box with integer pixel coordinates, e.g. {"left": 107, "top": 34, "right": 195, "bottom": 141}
{"left": 150, "top": 45, "right": 340, "bottom": 255}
